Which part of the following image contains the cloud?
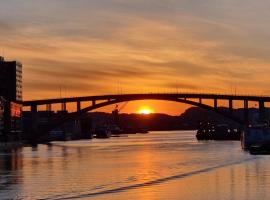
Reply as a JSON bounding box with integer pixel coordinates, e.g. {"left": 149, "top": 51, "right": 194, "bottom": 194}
{"left": 1, "top": 0, "right": 270, "bottom": 101}
{"left": 26, "top": 58, "right": 158, "bottom": 79}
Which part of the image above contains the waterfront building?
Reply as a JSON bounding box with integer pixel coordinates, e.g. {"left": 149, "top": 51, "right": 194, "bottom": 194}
{"left": 0, "top": 57, "right": 22, "bottom": 143}
{"left": 0, "top": 97, "right": 4, "bottom": 139}
{"left": 0, "top": 56, "right": 22, "bottom": 101}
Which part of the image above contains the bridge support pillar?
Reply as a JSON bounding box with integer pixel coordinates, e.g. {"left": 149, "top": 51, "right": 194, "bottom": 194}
{"left": 92, "top": 100, "right": 96, "bottom": 106}
{"left": 46, "top": 104, "right": 52, "bottom": 112}
{"left": 244, "top": 100, "right": 249, "bottom": 126}
{"left": 77, "top": 101, "right": 81, "bottom": 112}
{"left": 259, "top": 100, "right": 266, "bottom": 123}
{"left": 61, "top": 102, "right": 66, "bottom": 111}
{"left": 229, "top": 99, "right": 233, "bottom": 114}
{"left": 214, "top": 99, "right": 218, "bottom": 109}
{"left": 30, "top": 104, "right": 39, "bottom": 143}
{"left": 199, "top": 98, "right": 202, "bottom": 104}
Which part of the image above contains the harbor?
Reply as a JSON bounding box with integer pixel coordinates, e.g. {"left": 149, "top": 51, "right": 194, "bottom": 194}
{"left": 1, "top": 0, "right": 270, "bottom": 199}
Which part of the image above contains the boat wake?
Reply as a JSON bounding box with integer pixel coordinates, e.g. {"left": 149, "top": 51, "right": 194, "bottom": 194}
{"left": 43, "top": 156, "right": 260, "bottom": 200}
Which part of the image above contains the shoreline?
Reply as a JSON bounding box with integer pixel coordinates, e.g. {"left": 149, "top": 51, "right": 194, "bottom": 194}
{"left": 0, "top": 141, "right": 23, "bottom": 150}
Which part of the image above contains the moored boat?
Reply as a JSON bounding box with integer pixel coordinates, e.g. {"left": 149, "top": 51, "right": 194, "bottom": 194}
{"left": 196, "top": 122, "right": 240, "bottom": 140}
{"left": 95, "top": 126, "right": 111, "bottom": 139}
{"left": 241, "top": 125, "right": 270, "bottom": 152}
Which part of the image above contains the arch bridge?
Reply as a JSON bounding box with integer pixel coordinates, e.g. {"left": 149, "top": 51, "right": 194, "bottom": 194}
{"left": 22, "top": 93, "right": 270, "bottom": 140}
{"left": 23, "top": 93, "right": 270, "bottom": 124}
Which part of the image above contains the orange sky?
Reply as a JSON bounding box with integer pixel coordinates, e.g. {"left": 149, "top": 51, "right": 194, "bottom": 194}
{"left": 1, "top": 0, "right": 270, "bottom": 115}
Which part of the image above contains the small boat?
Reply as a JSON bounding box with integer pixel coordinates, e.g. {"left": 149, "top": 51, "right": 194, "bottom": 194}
{"left": 196, "top": 122, "right": 240, "bottom": 140}
{"left": 110, "top": 124, "right": 122, "bottom": 135}
{"left": 95, "top": 126, "right": 111, "bottom": 139}
{"left": 241, "top": 125, "right": 270, "bottom": 152}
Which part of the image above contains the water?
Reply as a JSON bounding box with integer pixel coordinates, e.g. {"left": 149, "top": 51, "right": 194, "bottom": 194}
{"left": 1, "top": 131, "right": 270, "bottom": 200}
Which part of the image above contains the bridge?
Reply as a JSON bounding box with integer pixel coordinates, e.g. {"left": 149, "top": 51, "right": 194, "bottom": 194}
{"left": 22, "top": 93, "right": 269, "bottom": 131}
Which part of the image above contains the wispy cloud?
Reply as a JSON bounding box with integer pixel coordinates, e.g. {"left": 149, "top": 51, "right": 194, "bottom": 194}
{"left": 1, "top": 0, "right": 270, "bottom": 101}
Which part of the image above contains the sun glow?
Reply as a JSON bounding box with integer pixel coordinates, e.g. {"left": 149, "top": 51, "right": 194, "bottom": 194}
{"left": 137, "top": 106, "right": 154, "bottom": 114}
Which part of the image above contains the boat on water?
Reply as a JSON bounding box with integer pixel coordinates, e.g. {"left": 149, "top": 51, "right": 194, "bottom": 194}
{"left": 95, "top": 126, "right": 111, "bottom": 139}
{"left": 196, "top": 122, "right": 240, "bottom": 140}
{"left": 241, "top": 125, "right": 270, "bottom": 152}
{"left": 241, "top": 111, "right": 270, "bottom": 154}
{"left": 110, "top": 124, "right": 122, "bottom": 135}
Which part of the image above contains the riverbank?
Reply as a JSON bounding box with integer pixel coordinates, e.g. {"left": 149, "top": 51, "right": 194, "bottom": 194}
{"left": 0, "top": 141, "right": 23, "bottom": 150}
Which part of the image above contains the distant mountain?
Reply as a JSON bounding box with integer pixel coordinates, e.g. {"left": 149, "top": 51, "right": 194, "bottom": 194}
{"left": 179, "top": 106, "right": 270, "bottom": 129}
{"left": 88, "top": 112, "right": 183, "bottom": 131}
{"left": 89, "top": 106, "right": 270, "bottom": 131}
{"left": 23, "top": 106, "right": 270, "bottom": 133}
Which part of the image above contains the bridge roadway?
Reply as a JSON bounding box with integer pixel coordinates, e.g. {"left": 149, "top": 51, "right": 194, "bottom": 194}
{"left": 22, "top": 93, "right": 270, "bottom": 107}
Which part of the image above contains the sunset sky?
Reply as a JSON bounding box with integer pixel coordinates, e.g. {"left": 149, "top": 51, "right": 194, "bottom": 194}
{"left": 1, "top": 0, "right": 270, "bottom": 115}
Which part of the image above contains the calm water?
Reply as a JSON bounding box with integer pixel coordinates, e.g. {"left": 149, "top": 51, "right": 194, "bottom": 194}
{"left": 1, "top": 131, "right": 270, "bottom": 200}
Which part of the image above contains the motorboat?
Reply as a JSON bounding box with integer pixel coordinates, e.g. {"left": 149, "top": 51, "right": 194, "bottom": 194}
{"left": 241, "top": 125, "right": 270, "bottom": 152}
{"left": 95, "top": 126, "right": 111, "bottom": 139}
{"left": 196, "top": 122, "right": 240, "bottom": 140}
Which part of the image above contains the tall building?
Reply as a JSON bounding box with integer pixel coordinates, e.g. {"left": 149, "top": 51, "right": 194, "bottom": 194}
{"left": 0, "top": 97, "right": 4, "bottom": 136}
{"left": 0, "top": 56, "right": 22, "bottom": 101}
{"left": 0, "top": 56, "right": 22, "bottom": 143}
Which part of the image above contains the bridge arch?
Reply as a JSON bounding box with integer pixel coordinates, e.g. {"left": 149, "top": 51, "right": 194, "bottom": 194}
{"left": 58, "top": 97, "right": 244, "bottom": 128}
{"left": 25, "top": 94, "right": 254, "bottom": 141}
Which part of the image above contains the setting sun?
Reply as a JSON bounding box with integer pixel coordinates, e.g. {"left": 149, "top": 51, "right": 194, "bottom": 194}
{"left": 137, "top": 106, "right": 154, "bottom": 114}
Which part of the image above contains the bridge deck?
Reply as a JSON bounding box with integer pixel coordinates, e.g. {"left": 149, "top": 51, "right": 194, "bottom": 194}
{"left": 22, "top": 93, "right": 270, "bottom": 106}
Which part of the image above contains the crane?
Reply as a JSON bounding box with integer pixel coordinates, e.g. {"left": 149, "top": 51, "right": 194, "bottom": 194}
{"left": 112, "top": 101, "right": 129, "bottom": 127}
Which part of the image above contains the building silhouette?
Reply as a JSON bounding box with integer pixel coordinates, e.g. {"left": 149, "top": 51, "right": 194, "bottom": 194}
{"left": 0, "top": 56, "right": 22, "bottom": 143}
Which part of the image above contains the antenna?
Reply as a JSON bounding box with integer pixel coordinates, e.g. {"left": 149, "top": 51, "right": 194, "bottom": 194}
{"left": 60, "top": 85, "right": 62, "bottom": 98}
{"left": 65, "top": 86, "right": 67, "bottom": 98}
{"left": 117, "top": 81, "right": 120, "bottom": 94}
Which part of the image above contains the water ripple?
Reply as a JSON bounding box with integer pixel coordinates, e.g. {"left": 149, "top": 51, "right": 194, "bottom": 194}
{"left": 45, "top": 157, "right": 260, "bottom": 200}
